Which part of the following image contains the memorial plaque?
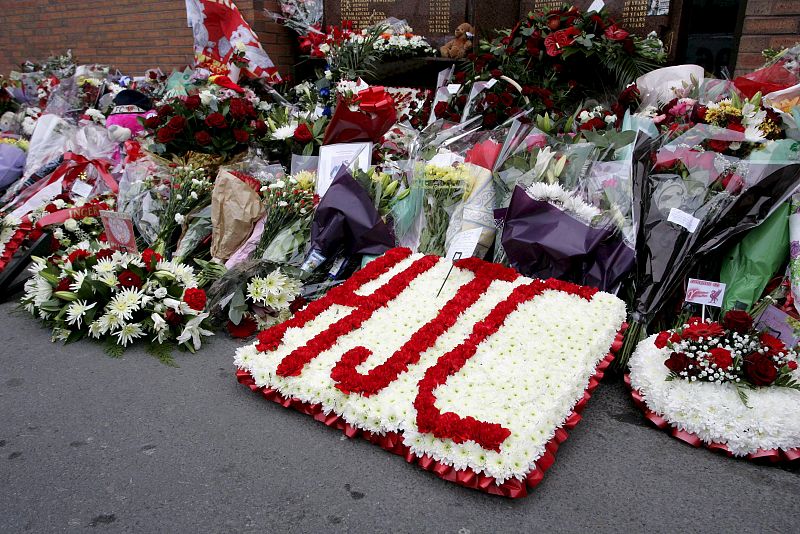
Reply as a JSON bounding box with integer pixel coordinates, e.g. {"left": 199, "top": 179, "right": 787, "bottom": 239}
{"left": 325, "top": 0, "right": 470, "bottom": 45}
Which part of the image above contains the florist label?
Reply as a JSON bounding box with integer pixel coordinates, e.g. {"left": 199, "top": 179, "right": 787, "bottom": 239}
{"left": 685, "top": 278, "right": 726, "bottom": 307}
{"left": 236, "top": 248, "right": 625, "bottom": 494}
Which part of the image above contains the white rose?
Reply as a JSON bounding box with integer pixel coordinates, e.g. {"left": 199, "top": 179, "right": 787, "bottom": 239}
{"left": 63, "top": 219, "right": 79, "bottom": 232}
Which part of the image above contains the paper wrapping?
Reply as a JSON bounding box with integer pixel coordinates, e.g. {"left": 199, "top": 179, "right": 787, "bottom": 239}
{"left": 211, "top": 169, "right": 265, "bottom": 261}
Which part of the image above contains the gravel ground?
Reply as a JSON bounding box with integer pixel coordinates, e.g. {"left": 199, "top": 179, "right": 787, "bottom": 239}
{"left": 1, "top": 300, "right": 798, "bottom": 533}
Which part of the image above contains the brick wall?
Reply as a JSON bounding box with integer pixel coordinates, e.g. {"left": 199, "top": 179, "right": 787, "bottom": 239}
{"left": 735, "top": 0, "right": 800, "bottom": 76}
{"left": 0, "top": 0, "right": 297, "bottom": 78}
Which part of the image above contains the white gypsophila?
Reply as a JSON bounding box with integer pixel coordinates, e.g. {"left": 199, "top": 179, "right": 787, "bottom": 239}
{"left": 235, "top": 253, "right": 625, "bottom": 483}
{"left": 525, "top": 182, "right": 602, "bottom": 223}
{"left": 629, "top": 335, "right": 800, "bottom": 455}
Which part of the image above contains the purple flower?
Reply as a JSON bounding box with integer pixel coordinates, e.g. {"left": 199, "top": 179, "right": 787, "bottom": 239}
{"left": 791, "top": 241, "right": 800, "bottom": 259}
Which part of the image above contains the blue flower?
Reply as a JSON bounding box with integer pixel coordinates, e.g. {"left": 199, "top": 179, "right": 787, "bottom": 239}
{"left": 322, "top": 106, "right": 332, "bottom": 117}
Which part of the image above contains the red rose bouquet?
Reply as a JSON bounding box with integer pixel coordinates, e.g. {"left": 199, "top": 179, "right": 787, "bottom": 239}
{"left": 145, "top": 90, "right": 259, "bottom": 160}
{"left": 655, "top": 311, "right": 800, "bottom": 404}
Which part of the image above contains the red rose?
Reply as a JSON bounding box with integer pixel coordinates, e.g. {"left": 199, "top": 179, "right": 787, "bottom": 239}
{"left": 252, "top": 120, "right": 268, "bottom": 135}
{"left": 760, "top": 332, "right": 786, "bottom": 355}
{"left": 693, "top": 105, "right": 708, "bottom": 122}
{"left": 194, "top": 130, "right": 212, "bottom": 146}
{"left": 544, "top": 27, "right": 580, "bottom": 56}
{"left": 604, "top": 24, "right": 630, "bottom": 41}
{"left": 722, "top": 310, "right": 753, "bottom": 334}
{"left": 166, "top": 115, "right": 186, "bottom": 131}
{"left": 293, "top": 123, "right": 313, "bottom": 144}
{"left": 227, "top": 317, "right": 258, "bottom": 338}
{"left": 654, "top": 331, "right": 670, "bottom": 349}
{"left": 721, "top": 173, "right": 744, "bottom": 194}
{"left": 433, "top": 101, "right": 448, "bottom": 117}
{"left": 483, "top": 112, "right": 498, "bottom": 128}
{"left": 229, "top": 98, "right": 253, "bottom": 119}
{"left": 156, "top": 104, "right": 173, "bottom": 117}
{"left": 499, "top": 92, "right": 514, "bottom": 107}
{"left": 728, "top": 123, "right": 745, "bottom": 133}
{"left": 67, "top": 249, "right": 91, "bottom": 263}
{"left": 141, "top": 248, "right": 162, "bottom": 271}
{"left": 156, "top": 127, "right": 177, "bottom": 144}
{"left": 55, "top": 277, "right": 72, "bottom": 292}
{"left": 183, "top": 287, "right": 207, "bottom": 311}
{"left": 681, "top": 321, "right": 724, "bottom": 341}
{"left": 665, "top": 352, "right": 692, "bottom": 374}
{"left": 708, "top": 139, "right": 730, "bottom": 153}
{"left": 454, "top": 71, "right": 466, "bottom": 84}
{"left": 233, "top": 128, "right": 250, "bottom": 143}
{"left": 44, "top": 204, "right": 58, "bottom": 213}
{"left": 526, "top": 37, "right": 541, "bottom": 56}
{"left": 184, "top": 95, "right": 201, "bottom": 110}
{"left": 118, "top": 270, "right": 143, "bottom": 289}
{"left": 95, "top": 248, "right": 115, "bottom": 260}
{"left": 164, "top": 308, "right": 182, "bottom": 327}
{"left": 707, "top": 348, "right": 733, "bottom": 369}
{"left": 490, "top": 68, "right": 503, "bottom": 79}
{"left": 205, "top": 112, "right": 227, "bottom": 129}
{"left": 579, "top": 117, "right": 606, "bottom": 131}
{"left": 789, "top": 361, "right": 798, "bottom": 371}
{"left": 484, "top": 93, "right": 500, "bottom": 106}
{"left": 144, "top": 115, "right": 162, "bottom": 129}
{"left": 743, "top": 353, "right": 778, "bottom": 386}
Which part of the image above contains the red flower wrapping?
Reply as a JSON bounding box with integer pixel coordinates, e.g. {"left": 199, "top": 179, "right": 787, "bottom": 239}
{"left": 323, "top": 92, "right": 398, "bottom": 145}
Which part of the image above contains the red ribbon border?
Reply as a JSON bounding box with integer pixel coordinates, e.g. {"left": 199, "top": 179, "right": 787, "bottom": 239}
{"left": 624, "top": 374, "right": 800, "bottom": 463}
{"left": 237, "top": 329, "right": 626, "bottom": 498}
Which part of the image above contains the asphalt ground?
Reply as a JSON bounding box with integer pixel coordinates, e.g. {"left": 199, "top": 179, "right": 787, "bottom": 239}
{"left": 1, "top": 300, "right": 798, "bottom": 533}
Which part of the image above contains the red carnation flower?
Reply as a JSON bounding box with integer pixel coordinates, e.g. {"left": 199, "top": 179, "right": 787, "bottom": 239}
{"left": 227, "top": 317, "right": 258, "bottom": 338}
{"left": 293, "top": 123, "right": 314, "bottom": 144}
{"left": 94, "top": 248, "right": 115, "bottom": 260}
{"left": 166, "top": 115, "right": 186, "bottom": 132}
{"left": 205, "top": 112, "right": 227, "bottom": 129}
{"left": 760, "top": 332, "right": 786, "bottom": 355}
{"left": 184, "top": 95, "right": 201, "bottom": 111}
{"left": 681, "top": 321, "right": 724, "bottom": 341}
{"left": 118, "top": 270, "right": 143, "bottom": 289}
{"left": 194, "top": 130, "right": 212, "bottom": 146}
{"left": 233, "top": 129, "right": 250, "bottom": 143}
{"left": 156, "top": 127, "right": 177, "bottom": 144}
{"left": 743, "top": 353, "right": 778, "bottom": 386}
{"left": 67, "top": 249, "right": 91, "bottom": 264}
{"left": 183, "top": 287, "right": 207, "bottom": 311}
{"left": 164, "top": 308, "right": 182, "bottom": 327}
{"left": 141, "top": 248, "right": 162, "bottom": 271}
{"left": 707, "top": 347, "right": 733, "bottom": 369}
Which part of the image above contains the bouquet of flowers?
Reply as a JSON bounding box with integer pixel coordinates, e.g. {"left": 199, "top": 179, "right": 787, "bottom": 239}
{"left": 145, "top": 88, "right": 262, "bottom": 160}
{"left": 33, "top": 193, "right": 115, "bottom": 250}
{"left": 268, "top": 0, "right": 324, "bottom": 35}
{"left": 21, "top": 246, "right": 213, "bottom": 358}
{"left": 654, "top": 311, "right": 800, "bottom": 404}
{"left": 323, "top": 84, "right": 397, "bottom": 145}
{"left": 445, "top": 5, "right": 666, "bottom": 126}
{"left": 251, "top": 171, "right": 317, "bottom": 259}
{"left": 619, "top": 121, "right": 800, "bottom": 367}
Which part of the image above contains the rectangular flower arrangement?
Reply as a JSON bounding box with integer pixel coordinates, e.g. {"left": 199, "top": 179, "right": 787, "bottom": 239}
{"left": 235, "top": 248, "right": 626, "bottom": 497}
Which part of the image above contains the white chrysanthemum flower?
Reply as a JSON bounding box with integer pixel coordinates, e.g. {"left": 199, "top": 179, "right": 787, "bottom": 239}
{"left": 98, "top": 313, "right": 123, "bottom": 333}
{"left": 69, "top": 270, "right": 89, "bottom": 292}
{"left": 93, "top": 258, "right": 116, "bottom": 274}
{"left": 272, "top": 124, "right": 297, "bottom": 141}
{"left": 65, "top": 299, "right": 96, "bottom": 328}
{"left": 114, "top": 322, "right": 145, "bottom": 346}
{"left": 88, "top": 320, "right": 104, "bottom": 339}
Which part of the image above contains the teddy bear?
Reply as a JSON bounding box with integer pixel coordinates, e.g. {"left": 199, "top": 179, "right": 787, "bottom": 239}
{"left": 440, "top": 23, "right": 474, "bottom": 60}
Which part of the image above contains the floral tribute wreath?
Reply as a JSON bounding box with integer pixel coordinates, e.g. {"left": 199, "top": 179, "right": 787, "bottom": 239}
{"left": 627, "top": 322, "right": 800, "bottom": 463}
{"left": 236, "top": 247, "right": 626, "bottom": 497}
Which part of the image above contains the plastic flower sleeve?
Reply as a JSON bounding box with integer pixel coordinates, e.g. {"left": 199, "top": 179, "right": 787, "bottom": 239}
{"left": 720, "top": 202, "right": 789, "bottom": 311}
{"left": 173, "top": 205, "right": 213, "bottom": 263}
{"left": 322, "top": 88, "right": 397, "bottom": 145}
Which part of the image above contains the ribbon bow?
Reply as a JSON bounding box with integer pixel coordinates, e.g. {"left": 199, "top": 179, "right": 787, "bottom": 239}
{"left": 355, "top": 86, "right": 394, "bottom": 112}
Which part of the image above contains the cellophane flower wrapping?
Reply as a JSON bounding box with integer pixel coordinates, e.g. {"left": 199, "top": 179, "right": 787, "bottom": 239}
{"left": 309, "top": 168, "right": 395, "bottom": 258}
{"left": 625, "top": 123, "right": 800, "bottom": 362}
{"left": 322, "top": 88, "right": 397, "bottom": 145}
{"left": 0, "top": 140, "right": 26, "bottom": 192}
{"left": 733, "top": 44, "right": 800, "bottom": 99}
{"left": 719, "top": 202, "right": 789, "bottom": 311}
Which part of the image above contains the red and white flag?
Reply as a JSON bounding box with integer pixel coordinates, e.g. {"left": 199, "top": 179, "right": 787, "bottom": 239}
{"left": 185, "top": 0, "right": 280, "bottom": 82}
